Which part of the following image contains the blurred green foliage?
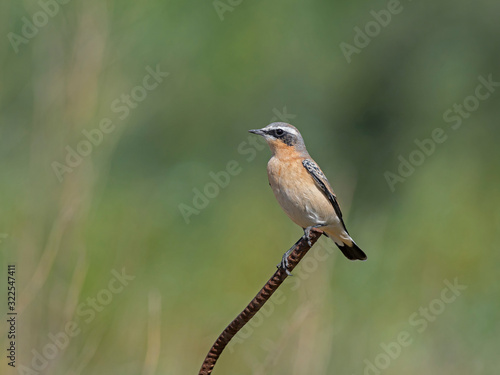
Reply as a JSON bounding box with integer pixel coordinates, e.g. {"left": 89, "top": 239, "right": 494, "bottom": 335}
{"left": 1, "top": 0, "right": 499, "bottom": 374}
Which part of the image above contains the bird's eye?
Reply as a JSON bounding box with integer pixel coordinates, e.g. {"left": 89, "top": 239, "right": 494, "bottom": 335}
{"left": 275, "top": 129, "right": 284, "bottom": 136}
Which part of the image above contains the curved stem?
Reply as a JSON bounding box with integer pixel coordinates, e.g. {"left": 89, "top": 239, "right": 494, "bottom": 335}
{"left": 198, "top": 229, "right": 323, "bottom": 375}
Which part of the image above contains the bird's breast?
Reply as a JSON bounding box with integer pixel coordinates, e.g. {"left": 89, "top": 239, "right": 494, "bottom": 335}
{"left": 267, "top": 157, "right": 336, "bottom": 228}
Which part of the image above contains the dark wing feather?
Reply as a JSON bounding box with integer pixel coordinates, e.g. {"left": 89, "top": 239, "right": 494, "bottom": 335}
{"left": 302, "top": 159, "right": 348, "bottom": 233}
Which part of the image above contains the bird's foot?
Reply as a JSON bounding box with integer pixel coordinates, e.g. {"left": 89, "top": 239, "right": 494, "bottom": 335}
{"left": 303, "top": 225, "right": 324, "bottom": 247}
{"left": 277, "top": 247, "right": 294, "bottom": 276}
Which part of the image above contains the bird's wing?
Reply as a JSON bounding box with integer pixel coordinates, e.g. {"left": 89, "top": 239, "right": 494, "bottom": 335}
{"left": 302, "top": 159, "right": 348, "bottom": 232}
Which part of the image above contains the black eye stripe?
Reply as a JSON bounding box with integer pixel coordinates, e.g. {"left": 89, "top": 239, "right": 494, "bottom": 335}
{"left": 263, "top": 128, "right": 296, "bottom": 146}
{"left": 264, "top": 128, "right": 285, "bottom": 137}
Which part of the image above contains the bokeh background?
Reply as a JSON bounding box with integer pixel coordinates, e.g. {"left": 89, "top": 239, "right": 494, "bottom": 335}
{"left": 1, "top": 0, "right": 499, "bottom": 374}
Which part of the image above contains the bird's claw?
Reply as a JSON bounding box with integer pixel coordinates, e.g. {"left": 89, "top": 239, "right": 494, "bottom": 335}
{"left": 278, "top": 226, "right": 323, "bottom": 276}
{"left": 278, "top": 253, "right": 293, "bottom": 276}
{"left": 303, "top": 226, "right": 316, "bottom": 247}
{"left": 303, "top": 233, "right": 313, "bottom": 247}
{"left": 303, "top": 224, "right": 325, "bottom": 247}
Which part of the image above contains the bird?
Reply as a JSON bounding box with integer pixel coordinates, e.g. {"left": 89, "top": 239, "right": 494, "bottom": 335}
{"left": 248, "top": 122, "right": 366, "bottom": 273}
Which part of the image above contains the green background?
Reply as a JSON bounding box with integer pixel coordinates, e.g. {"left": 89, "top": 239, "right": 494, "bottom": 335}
{"left": 1, "top": 0, "right": 499, "bottom": 374}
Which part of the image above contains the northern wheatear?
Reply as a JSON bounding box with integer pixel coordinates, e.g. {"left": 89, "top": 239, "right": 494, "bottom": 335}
{"left": 249, "top": 123, "right": 367, "bottom": 272}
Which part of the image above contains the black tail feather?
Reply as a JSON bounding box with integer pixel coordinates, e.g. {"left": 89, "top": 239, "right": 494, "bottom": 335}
{"left": 336, "top": 241, "right": 367, "bottom": 261}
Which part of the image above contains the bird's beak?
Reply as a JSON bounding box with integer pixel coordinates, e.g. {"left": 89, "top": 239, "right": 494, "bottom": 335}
{"left": 248, "top": 128, "right": 265, "bottom": 136}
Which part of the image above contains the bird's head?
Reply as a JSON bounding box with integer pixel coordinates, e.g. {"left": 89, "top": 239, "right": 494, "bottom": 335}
{"left": 248, "top": 123, "right": 308, "bottom": 157}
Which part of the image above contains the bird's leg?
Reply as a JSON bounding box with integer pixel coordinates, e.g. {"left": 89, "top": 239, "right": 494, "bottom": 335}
{"left": 278, "top": 226, "right": 324, "bottom": 275}
{"left": 303, "top": 224, "right": 325, "bottom": 247}
{"left": 279, "top": 247, "right": 294, "bottom": 276}
{"left": 277, "top": 237, "right": 303, "bottom": 276}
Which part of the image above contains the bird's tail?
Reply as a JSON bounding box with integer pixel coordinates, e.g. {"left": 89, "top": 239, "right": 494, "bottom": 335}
{"left": 324, "top": 231, "right": 367, "bottom": 261}
{"left": 336, "top": 240, "right": 367, "bottom": 261}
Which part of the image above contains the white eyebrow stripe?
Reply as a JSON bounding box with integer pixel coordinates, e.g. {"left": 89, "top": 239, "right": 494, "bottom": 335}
{"left": 283, "top": 127, "right": 299, "bottom": 136}
{"left": 265, "top": 124, "right": 299, "bottom": 137}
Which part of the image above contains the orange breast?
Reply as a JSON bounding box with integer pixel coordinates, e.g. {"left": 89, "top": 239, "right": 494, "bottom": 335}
{"left": 267, "top": 156, "right": 336, "bottom": 228}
